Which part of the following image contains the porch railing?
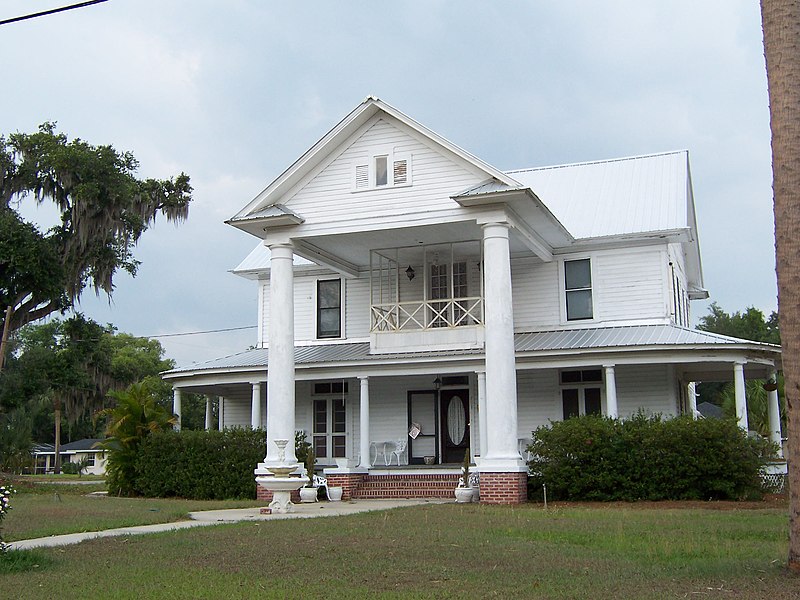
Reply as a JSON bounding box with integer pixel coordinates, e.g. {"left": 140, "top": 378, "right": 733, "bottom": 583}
{"left": 370, "top": 297, "right": 484, "bottom": 332}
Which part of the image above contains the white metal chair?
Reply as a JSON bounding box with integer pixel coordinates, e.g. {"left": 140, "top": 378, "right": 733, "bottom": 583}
{"left": 388, "top": 439, "right": 408, "bottom": 466}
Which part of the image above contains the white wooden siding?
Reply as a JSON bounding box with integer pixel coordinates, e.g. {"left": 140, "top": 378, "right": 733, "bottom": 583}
{"left": 281, "top": 118, "right": 485, "bottom": 234}
{"left": 595, "top": 248, "right": 667, "bottom": 322}
{"left": 616, "top": 364, "right": 676, "bottom": 417}
{"left": 222, "top": 397, "right": 251, "bottom": 429}
{"left": 516, "top": 370, "right": 560, "bottom": 436}
{"left": 345, "top": 277, "right": 370, "bottom": 338}
{"left": 512, "top": 260, "right": 560, "bottom": 330}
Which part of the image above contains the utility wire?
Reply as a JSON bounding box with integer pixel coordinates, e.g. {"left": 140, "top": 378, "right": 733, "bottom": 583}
{"left": 142, "top": 326, "right": 256, "bottom": 339}
{"left": 0, "top": 0, "right": 109, "bottom": 26}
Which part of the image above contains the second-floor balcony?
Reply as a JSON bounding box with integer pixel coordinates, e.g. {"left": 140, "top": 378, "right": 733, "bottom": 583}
{"left": 369, "top": 241, "right": 485, "bottom": 351}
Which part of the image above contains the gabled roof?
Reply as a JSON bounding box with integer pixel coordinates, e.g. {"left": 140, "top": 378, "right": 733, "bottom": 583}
{"left": 228, "top": 96, "right": 520, "bottom": 223}
{"left": 455, "top": 151, "right": 692, "bottom": 240}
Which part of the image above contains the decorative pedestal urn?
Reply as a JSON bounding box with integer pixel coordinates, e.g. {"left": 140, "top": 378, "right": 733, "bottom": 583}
{"left": 255, "top": 439, "right": 305, "bottom": 514}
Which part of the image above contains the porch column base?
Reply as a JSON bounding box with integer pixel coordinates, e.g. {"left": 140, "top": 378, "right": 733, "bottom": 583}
{"left": 478, "top": 471, "right": 527, "bottom": 505}
{"left": 326, "top": 473, "right": 366, "bottom": 501}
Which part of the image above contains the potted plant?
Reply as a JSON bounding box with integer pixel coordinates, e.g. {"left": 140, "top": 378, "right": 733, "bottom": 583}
{"left": 454, "top": 447, "right": 475, "bottom": 503}
{"left": 299, "top": 447, "right": 318, "bottom": 503}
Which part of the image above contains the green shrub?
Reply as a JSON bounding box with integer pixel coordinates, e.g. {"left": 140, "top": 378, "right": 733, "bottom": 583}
{"left": 60, "top": 462, "right": 81, "bottom": 475}
{"left": 134, "top": 428, "right": 266, "bottom": 500}
{"left": 527, "top": 414, "right": 774, "bottom": 501}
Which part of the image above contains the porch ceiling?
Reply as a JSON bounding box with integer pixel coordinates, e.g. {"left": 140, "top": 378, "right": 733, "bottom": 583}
{"left": 292, "top": 221, "right": 535, "bottom": 270}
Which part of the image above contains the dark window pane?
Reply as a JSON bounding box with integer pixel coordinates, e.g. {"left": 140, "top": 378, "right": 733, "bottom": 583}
{"left": 582, "top": 369, "right": 603, "bottom": 383}
{"left": 562, "top": 389, "right": 579, "bottom": 419}
{"left": 565, "top": 259, "right": 591, "bottom": 290}
{"left": 333, "top": 435, "right": 346, "bottom": 458}
{"left": 318, "top": 308, "right": 341, "bottom": 337}
{"left": 333, "top": 399, "right": 346, "bottom": 433}
{"left": 314, "top": 382, "right": 331, "bottom": 395}
{"left": 561, "top": 371, "right": 581, "bottom": 384}
{"left": 318, "top": 280, "right": 340, "bottom": 308}
{"left": 585, "top": 388, "right": 602, "bottom": 415}
{"left": 314, "top": 400, "right": 327, "bottom": 434}
{"left": 566, "top": 289, "right": 593, "bottom": 320}
{"left": 313, "top": 435, "right": 327, "bottom": 459}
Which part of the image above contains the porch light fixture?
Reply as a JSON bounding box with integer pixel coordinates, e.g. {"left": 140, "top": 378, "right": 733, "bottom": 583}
{"left": 406, "top": 265, "right": 415, "bottom": 281}
{"left": 433, "top": 376, "right": 442, "bottom": 390}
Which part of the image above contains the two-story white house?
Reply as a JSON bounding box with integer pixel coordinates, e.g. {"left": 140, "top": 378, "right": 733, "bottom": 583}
{"left": 163, "top": 97, "right": 782, "bottom": 504}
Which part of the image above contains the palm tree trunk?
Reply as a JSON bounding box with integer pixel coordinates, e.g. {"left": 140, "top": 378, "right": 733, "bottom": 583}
{"left": 761, "top": 0, "right": 800, "bottom": 572}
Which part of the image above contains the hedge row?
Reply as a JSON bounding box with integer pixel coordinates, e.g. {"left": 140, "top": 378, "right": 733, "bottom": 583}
{"left": 527, "top": 414, "right": 774, "bottom": 501}
{"left": 133, "top": 428, "right": 265, "bottom": 500}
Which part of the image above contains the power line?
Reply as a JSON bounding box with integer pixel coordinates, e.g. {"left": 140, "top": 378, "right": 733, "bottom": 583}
{"left": 0, "top": 0, "right": 109, "bottom": 26}
{"left": 141, "top": 326, "right": 257, "bottom": 339}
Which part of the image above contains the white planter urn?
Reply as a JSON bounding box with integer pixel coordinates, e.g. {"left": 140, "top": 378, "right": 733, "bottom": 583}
{"left": 454, "top": 486, "right": 475, "bottom": 503}
{"left": 299, "top": 486, "right": 318, "bottom": 503}
{"left": 327, "top": 486, "right": 344, "bottom": 501}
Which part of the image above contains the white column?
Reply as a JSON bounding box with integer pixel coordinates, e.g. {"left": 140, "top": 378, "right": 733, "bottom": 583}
{"left": 688, "top": 382, "right": 699, "bottom": 419}
{"left": 358, "top": 377, "right": 370, "bottom": 469}
{"left": 218, "top": 396, "right": 224, "bottom": 430}
{"left": 603, "top": 364, "right": 618, "bottom": 418}
{"left": 251, "top": 382, "right": 262, "bottom": 429}
{"left": 767, "top": 370, "right": 783, "bottom": 458}
{"left": 733, "top": 361, "right": 748, "bottom": 431}
{"left": 172, "top": 388, "right": 182, "bottom": 432}
{"left": 482, "top": 222, "right": 521, "bottom": 466}
{"left": 477, "top": 371, "right": 488, "bottom": 460}
{"left": 266, "top": 243, "right": 297, "bottom": 464}
{"left": 205, "top": 396, "right": 212, "bottom": 431}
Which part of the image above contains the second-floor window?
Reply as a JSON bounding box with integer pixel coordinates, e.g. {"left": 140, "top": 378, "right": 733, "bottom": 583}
{"left": 565, "top": 258, "right": 593, "bottom": 321}
{"left": 317, "top": 279, "right": 341, "bottom": 338}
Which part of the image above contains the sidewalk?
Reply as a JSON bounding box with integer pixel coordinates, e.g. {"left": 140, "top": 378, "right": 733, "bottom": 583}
{"left": 7, "top": 498, "right": 446, "bottom": 551}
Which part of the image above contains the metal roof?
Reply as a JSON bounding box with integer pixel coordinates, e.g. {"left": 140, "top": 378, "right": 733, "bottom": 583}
{"left": 165, "top": 324, "right": 778, "bottom": 375}
{"left": 503, "top": 151, "right": 689, "bottom": 239}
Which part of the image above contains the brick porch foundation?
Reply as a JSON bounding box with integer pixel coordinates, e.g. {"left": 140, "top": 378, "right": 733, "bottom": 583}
{"left": 478, "top": 471, "right": 527, "bottom": 504}
{"left": 326, "top": 473, "right": 365, "bottom": 500}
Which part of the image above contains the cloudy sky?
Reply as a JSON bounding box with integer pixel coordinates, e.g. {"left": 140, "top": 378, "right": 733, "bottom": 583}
{"left": 1, "top": 1, "right": 776, "bottom": 367}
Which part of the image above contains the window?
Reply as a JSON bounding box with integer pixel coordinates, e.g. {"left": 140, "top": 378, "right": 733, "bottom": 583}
{"left": 313, "top": 397, "right": 346, "bottom": 460}
{"left": 84, "top": 453, "right": 96, "bottom": 467}
{"left": 565, "top": 259, "right": 593, "bottom": 320}
{"left": 317, "top": 279, "right": 341, "bottom": 338}
{"left": 352, "top": 152, "right": 412, "bottom": 190}
{"left": 429, "top": 261, "right": 468, "bottom": 327}
{"left": 560, "top": 369, "right": 602, "bottom": 419}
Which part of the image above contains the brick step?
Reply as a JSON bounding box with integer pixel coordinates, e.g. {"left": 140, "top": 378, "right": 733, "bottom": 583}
{"left": 352, "top": 488, "right": 456, "bottom": 499}
{"left": 352, "top": 474, "right": 460, "bottom": 499}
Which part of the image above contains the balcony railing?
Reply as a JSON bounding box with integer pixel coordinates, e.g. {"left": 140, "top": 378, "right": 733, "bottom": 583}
{"left": 370, "top": 297, "right": 484, "bottom": 332}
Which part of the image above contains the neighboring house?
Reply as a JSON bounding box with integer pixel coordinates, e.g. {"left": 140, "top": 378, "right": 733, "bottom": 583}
{"left": 31, "top": 439, "right": 106, "bottom": 476}
{"left": 163, "top": 97, "right": 782, "bottom": 504}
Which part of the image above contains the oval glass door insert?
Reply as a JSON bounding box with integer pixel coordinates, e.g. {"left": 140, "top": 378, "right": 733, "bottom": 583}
{"left": 447, "top": 396, "right": 466, "bottom": 445}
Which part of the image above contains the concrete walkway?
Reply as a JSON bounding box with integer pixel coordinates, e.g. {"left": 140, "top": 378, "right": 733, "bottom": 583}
{"left": 7, "top": 498, "right": 446, "bottom": 551}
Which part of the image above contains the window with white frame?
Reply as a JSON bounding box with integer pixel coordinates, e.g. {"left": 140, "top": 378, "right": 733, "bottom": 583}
{"left": 352, "top": 151, "right": 411, "bottom": 191}
{"left": 560, "top": 369, "right": 602, "bottom": 419}
{"left": 564, "top": 258, "right": 593, "bottom": 321}
{"left": 317, "top": 279, "right": 342, "bottom": 339}
{"left": 84, "top": 453, "right": 96, "bottom": 467}
{"left": 312, "top": 381, "right": 348, "bottom": 461}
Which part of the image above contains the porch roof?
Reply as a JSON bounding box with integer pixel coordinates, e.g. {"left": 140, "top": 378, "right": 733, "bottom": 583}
{"left": 163, "top": 324, "right": 779, "bottom": 376}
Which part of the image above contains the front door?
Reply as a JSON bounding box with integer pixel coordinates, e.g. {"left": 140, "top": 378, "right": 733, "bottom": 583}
{"left": 440, "top": 389, "right": 469, "bottom": 463}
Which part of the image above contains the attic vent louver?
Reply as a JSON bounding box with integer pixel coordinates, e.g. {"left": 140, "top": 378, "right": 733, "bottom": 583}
{"left": 393, "top": 159, "right": 408, "bottom": 185}
{"left": 355, "top": 164, "right": 369, "bottom": 189}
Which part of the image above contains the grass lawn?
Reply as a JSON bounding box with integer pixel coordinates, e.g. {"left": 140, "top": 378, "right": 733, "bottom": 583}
{"left": 2, "top": 482, "right": 263, "bottom": 541}
{"left": 1, "top": 501, "right": 795, "bottom": 599}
